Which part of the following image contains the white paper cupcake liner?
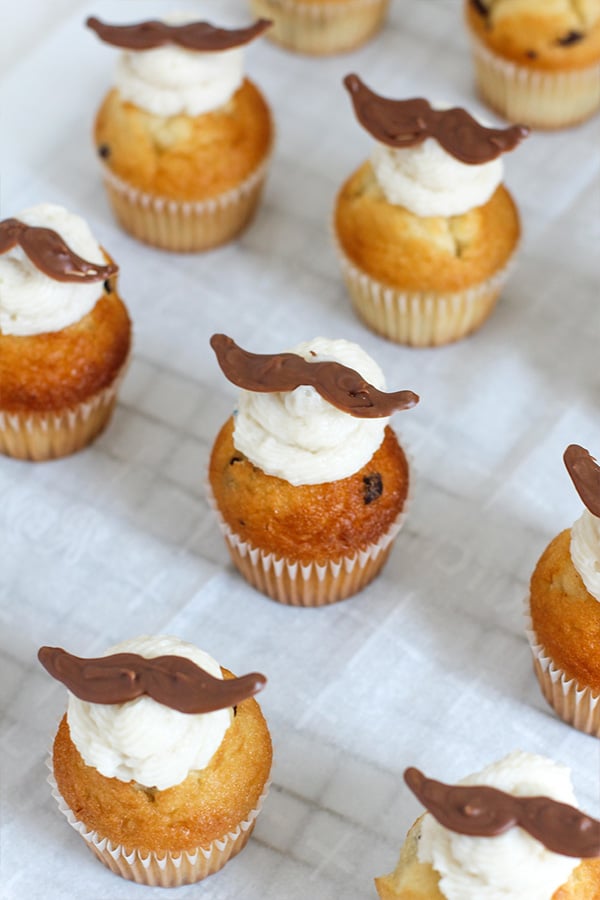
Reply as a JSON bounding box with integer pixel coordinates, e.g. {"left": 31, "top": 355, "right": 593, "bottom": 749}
{"left": 525, "top": 605, "right": 600, "bottom": 737}
{"left": 250, "top": 0, "right": 388, "bottom": 55}
{"left": 207, "top": 446, "right": 413, "bottom": 606}
{"left": 0, "top": 358, "right": 128, "bottom": 461}
{"left": 100, "top": 153, "right": 271, "bottom": 252}
{"left": 48, "top": 759, "right": 271, "bottom": 887}
{"left": 337, "top": 243, "right": 515, "bottom": 347}
{"left": 469, "top": 32, "right": 600, "bottom": 128}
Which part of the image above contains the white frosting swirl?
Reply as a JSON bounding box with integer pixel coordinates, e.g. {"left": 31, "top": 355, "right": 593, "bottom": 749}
{"left": 0, "top": 204, "right": 106, "bottom": 337}
{"left": 570, "top": 508, "right": 600, "bottom": 602}
{"left": 233, "top": 338, "right": 389, "bottom": 486}
{"left": 67, "top": 635, "right": 233, "bottom": 791}
{"left": 418, "top": 751, "right": 579, "bottom": 900}
{"left": 114, "top": 17, "right": 244, "bottom": 118}
{"left": 371, "top": 133, "right": 503, "bottom": 218}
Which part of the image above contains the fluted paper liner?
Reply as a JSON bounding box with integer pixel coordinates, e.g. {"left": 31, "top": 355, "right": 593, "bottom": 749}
{"left": 207, "top": 462, "right": 412, "bottom": 606}
{"left": 337, "top": 244, "right": 515, "bottom": 347}
{"left": 468, "top": 31, "right": 600, "bottom": 129}
{"left": 48, "top": 760, "right": 270, "bottom": 887}
{"left": 100, "top": 153, "right": 271, "bottom": 252}
{"left": 0, "top": 359, "right": 129, "bottom": 461}
{"left": 525, "top": 606, "right": 600, "bottom": 737}
{"left": 250, "top": 0, "right": 388, "bottom": 55}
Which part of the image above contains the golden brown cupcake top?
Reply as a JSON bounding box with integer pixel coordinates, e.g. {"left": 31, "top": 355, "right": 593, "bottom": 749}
{"left": 466, "top": 0, "right": 600, "bottom": 70}
{"left": 210, "top": 418, "right": 409, "bottom": 562}
{"left": 0, "top": 204, "right": 131, "bottom": 412}
{"left": 53, "top": 677, "right": 272, "bottom": 853}
{"left": 530, "top": 528, "right": 600, "bottom": 691}
{"left": 94, "top": 79, "right": 273, "bottom": 200}
{"left": 47, "top": 635, "right": 271, "bottom": 825}
{"left": 0, "top": 283, "right": 130, "bottom": 412}
{"left": 335, "top": 162, "right": 520, "bottom": 292}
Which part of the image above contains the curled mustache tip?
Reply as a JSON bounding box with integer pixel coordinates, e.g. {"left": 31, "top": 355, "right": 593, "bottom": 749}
{"left": 211, "top": 334, "right": 418, "bottom": 418}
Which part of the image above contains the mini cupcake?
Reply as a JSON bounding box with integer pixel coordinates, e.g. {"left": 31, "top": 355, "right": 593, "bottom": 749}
{"left": 465, "top": 0, "right": 600, "bottom": 129}
{"left": 39, "top": 636, "right": 272, "bottom": 887}
{"left": 208, "top": 334, "right": 417, "bottom": 606}
{"left": 334, "top": 75, "right": 528, "bottom": 347}
{"left": 0, "top": 204, "right": 131, "bottom": 461}
{"left": 249, "top": 0, "right": 389, "bottom": 56}
{"left": 376, "top": 752, "right": 600, "bottom": 900}
{"left": 528, "top": 444, "right": 600, "bottom": 738}
{"left": 87, "top": 16, "right": 274, "bottom": 251}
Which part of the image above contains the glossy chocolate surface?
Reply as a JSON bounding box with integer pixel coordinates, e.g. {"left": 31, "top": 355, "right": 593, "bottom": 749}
{"left": 0, "top": 218, "right": 117, "bottom": 283}
{"left": 38, "top": 646, "right": 266, "bottom": 714}
{"left": 564, "top": 444, "right": 600, "bottom": 517}
{"left": 211, "top": 334, "right": 419, "bottom": 418}
{"left": 343, "top": 74, "right": 529, "bottom": 164}
{"left": 405, "top": 767, "right": 600, "bottom": 858}
{"left": 86, "top": 16, "right": 271, "bottom": 51}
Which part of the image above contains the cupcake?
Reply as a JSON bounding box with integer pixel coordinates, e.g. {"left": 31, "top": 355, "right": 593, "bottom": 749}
{"left": 87, "top": 16, "right": 274, "bottom": 251}
{"left": 376, "top": 752, "right": 600, "bottom": 900}
{"left": 39, "top": 636, "right": 272, "bottom": 887}
{"left": 528, "top": 444, "right": 600, "bottom": 737}
{"left": 248, "top": 0, "right": 389, "bottom": 56}
{"left": 208, "top": 333, "right": 417, "bottom": 606}
{"left": 465, "top": 0, "right": 600, "bottom": 129}
{"left": 334, "top": 75, "right": 528, "bottom": 347}
{"left": 0, "top": 204, "right": 131, "bottom": 461}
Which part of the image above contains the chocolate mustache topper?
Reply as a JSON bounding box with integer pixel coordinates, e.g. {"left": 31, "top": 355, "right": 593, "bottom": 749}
{"left": 343, "top": 74, "right": 529, "bottom": 165}
{"left": 0, "top": 218, "right": 117, "bottom": 284}
{"left": 564, "top": 444, "right": 600, "bottom": 518}
{"left": 86, "top": 16, "right": 271, "bottom": 52}
{"left": 38, "top": 646, "right": 266, "bottom": 714}
{"left": 210, "top": 334, "right": 419, "bottom": 418}
{"left": 404, "top": 767, "right": 600, "bottom": 859}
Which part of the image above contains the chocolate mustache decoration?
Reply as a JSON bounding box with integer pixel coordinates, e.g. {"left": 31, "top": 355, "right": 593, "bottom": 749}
{"left": 404, "top": 767, "right": 600, "bottom": 858}
{"left": 564, "top": 444, "right": 600, "bottom": 518}
{"left": 343, "top": 74, "right": 529, "bottom": 165}
{"left": 86, "top": 16, "right": 271, "bottom": 52}
{"left": 0, "top": 218, "right": 117, "bottom": 284}
{"left": 38, "top": 646, "right": 266, "bottom": 714}
{"left": 210, "top": 334, "right": 419, "bottom": 418}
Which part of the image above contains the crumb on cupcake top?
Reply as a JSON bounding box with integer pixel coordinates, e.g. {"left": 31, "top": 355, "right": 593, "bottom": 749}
{"left": 466, "top": 0, "right": 600, "bottom": 69}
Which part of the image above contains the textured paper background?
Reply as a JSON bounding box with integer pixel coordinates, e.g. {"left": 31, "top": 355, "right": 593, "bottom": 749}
{"left": 1, "top": 1, "right": 600, "bottom": 898}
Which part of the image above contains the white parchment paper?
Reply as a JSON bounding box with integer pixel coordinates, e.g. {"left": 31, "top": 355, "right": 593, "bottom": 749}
{"left": 1, "top": 1, "right": 600, "bottom": 898}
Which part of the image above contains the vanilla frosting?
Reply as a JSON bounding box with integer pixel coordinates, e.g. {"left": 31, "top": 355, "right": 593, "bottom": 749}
{"left": 371, "top": 131, "right": 503, "bottom": 218}
{"left": 114, "top": 15, "right": 244, "bottom": 117}
{"left": 0, "top": 204, "right": 107, "bottom": 337}
{"left": 67, "top": 636, "right": 233, "bottom": 791}
{"left": 417, "top": 751, "right": 579, "bottom": 900}
{"left": 233, "top": 338, "right": 389, "bottom": 486}
{"left": 570, "top": 508, "right": 600, "bottom": 602}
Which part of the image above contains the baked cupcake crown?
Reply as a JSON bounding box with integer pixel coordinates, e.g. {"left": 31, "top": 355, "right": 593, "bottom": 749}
{"left": 0, "top": 217, "right": 117, "bottom": 283}
{"left": 564, "top": 444, "right": 600, "bottom": 517}
{"left": 469, "top": 0, "right": 589, "bottom": 45}
{"left": 210, "top": 333, "right": 419, "bottom": 417}
{"left": 86, "top": 16, "right": 271, "bottom": 52}
{"left": 343, "top": 74, "right": 529, "bottom": 164}
{"left": 404, "top": 766, "right": 600, "bottom": 858}
{"left": 38, "top": 645, "right": 266, "bottom": 714}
